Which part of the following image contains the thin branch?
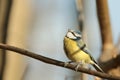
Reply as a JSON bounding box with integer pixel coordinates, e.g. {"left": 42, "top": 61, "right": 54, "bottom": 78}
{"left": 0, "top": 43, "right": 120, "bottom": 80}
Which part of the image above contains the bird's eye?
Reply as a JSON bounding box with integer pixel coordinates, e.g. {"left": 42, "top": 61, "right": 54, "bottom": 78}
{"left": 74, "top": 33, "right": 81, "bottom": 38}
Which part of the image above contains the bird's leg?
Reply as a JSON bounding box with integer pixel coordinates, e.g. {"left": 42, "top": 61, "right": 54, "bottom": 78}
{"left": 75, "top": 63, "right": 81, "bottom": 71}
{"left": 64, "top": 61, "right": 74, "bottom": 67}
{"left": 75, "top": 61, "right": 85, "bottom": 71}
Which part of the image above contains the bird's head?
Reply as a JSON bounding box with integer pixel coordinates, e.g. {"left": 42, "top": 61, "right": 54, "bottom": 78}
{"left": 65, "top": 29, "right": 82, "bottom": 40}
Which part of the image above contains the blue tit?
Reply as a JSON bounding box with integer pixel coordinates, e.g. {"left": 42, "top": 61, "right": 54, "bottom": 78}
{"left": 64, "top": 29, "right": 104, "bottom": 72}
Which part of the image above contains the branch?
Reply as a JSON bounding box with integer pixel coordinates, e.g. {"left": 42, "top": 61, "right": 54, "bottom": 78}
{"left": 100, "top": 54, "right": 120, "bottom": 72}
{"left": 96, "top": 0, "right": 120, "bottom": 76}
{"left": 99, "top": 37, "right": 120, "bottom": 72}
{"left": 0, "top": 43, "right": 120, "bottom": 80}
{"left": 96, "top": 0, "right": 114, "bottom": 50}
{"left": 96, "top": 0, "right": 115, "bottom": 63}
{"left": 0, "top": 0, "right": 12, "bottom": 79}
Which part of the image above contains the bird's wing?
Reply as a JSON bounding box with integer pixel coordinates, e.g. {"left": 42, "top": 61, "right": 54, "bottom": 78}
{"left": 77, "top": 41, "right": 98, "bottom": 64}
{"left": 77, "top": 40, "right": 104, "bottom": 72}
{"left": 82, "top": 48, "right": 98, "bottom": 64}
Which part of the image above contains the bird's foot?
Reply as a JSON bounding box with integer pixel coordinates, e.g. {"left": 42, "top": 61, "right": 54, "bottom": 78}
{"left": 75, "top": 64, "right": 80, "bottom": 71}
{"left": 64, "top": 61, "right": 73, "bottom": 67}
{"left": 75, "top": 62, "right": 85, "bottom": 71}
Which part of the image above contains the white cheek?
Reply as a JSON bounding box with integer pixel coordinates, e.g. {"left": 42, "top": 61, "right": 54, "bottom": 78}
{"left": 67, "top": 32, "right": 76, "bottom": 39}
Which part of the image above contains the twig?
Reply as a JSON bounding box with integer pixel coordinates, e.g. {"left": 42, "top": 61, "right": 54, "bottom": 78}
{"left": 0, "top": 43, "right": 120, "bottom": 80}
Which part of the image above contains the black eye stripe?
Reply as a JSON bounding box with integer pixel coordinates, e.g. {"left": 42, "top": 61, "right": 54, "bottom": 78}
{"left": 71, "top": 32, "right": 77, "bottom": 37}
{"left": 71, "top": 32, "right": 81, "bottom": 38}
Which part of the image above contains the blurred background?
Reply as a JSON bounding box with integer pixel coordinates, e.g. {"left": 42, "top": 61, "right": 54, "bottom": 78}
{"left": 0, "top": 0, "right": 120, "bottom": 80}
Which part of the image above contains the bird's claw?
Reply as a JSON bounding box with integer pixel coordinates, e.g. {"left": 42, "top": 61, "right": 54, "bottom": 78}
{"left": 75, "top": 64, "right": 80, "bottom": 71}
{"left": 64, "top": 62, "right": 69, "bottom": 67}
{"left": 64, "top": 61, "right": 73, "bottom": 67}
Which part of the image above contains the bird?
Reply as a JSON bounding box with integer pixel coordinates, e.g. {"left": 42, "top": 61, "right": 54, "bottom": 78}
{"left": 63, "top": 29, "right": 104, "bottom": 72}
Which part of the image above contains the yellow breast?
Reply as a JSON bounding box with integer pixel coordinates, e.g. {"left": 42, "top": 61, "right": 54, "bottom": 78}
{"left": 64, "top": 37, "right": 91, "bottom": 63}
{"left": 64, "top": 37, "right": 79, "bottom": 53}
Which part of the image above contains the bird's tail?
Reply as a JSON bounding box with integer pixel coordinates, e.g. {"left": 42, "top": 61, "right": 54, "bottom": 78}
{"left": 91, "top": 61, "right": 104, "bottom": 73}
